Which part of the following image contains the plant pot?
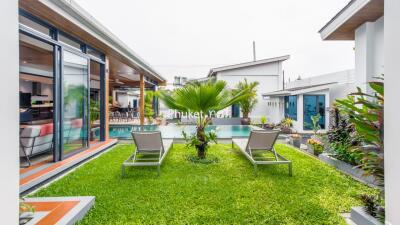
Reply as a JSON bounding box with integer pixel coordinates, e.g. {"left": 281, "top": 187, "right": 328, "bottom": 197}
{"left": 292, "top": 139, "right": 301, "bottom": 148}
{"left": 19, "top": 212, "right": 34, "bottom": 225}
{"left": 241, "top": 117, "right": 251, "bottom": 125}
{"left": 281, "top": 127, "right": 292, "bottom": 134}
{"left": 306, "top": 144, "right": 314, "bottom": 155}
{"left": 89, "top": 130, "right": 95, "bottom": 141}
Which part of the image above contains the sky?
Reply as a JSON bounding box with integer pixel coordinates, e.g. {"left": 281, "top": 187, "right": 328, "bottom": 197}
{"left": 75, "top": 0, "right": 355, "bottom": 82}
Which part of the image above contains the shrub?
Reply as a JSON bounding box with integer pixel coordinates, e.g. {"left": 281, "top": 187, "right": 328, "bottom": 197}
{"left": 327, "top": 109, "right": 361, "bottom": 165}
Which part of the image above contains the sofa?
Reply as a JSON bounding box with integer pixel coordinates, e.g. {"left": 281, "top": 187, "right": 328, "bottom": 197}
{"left": 20, "top": 123, "right": 53, "bottom": 166}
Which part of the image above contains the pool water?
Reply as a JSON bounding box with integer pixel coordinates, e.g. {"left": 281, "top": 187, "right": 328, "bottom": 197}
{"left": 106, "top": 125, "right": 263, "bottom": 139}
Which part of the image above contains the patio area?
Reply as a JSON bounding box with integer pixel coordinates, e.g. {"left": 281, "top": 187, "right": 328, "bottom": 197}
{"left": 30, "top": 143, "right": 375, "bottom": 224}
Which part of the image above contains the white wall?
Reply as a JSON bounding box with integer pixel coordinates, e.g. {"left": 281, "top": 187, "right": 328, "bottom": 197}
{"left": 0, "top": 0, "right": 19, "bottom": 223}
{"left": 116, "top": 93, "right": 138, "bottom": 108}
{"left": 385, "top": 0, "right": 400, "bottom": 224}
{"left": 285, "top": 69, "right": 355, "bottom": 89}
{"left": 215, "top": 61, "right": 283, "bottom": 120}
{"left": 355, "top": 16, "right": 384, "bottom": 93}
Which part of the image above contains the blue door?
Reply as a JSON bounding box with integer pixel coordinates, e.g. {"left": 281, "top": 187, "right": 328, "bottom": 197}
{"left": 303, "top": 95, "right": 325, "bottom": 130}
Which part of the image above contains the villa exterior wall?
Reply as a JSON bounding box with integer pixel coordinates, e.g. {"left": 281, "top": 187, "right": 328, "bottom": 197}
{"left": 0, "top": 0, "right": 19, "bottom": 223}
{"left": 385, "top": 0, "right": 400, "bottom": 224}
{"left": 269, "top": 70, "right": 356, "bottom": 133}
{"left": 355, "top": 16, "right": 384, "bottom": 93}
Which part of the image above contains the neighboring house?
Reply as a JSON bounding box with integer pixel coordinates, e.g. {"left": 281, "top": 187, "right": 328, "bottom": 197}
{"left": 159, "top": 76, "right": 188, "bottom": 118}
{"left": 207, "top": 55, "right": 290, "bottom": 121}
{"left": 262, "top": 70, "right": 356, "bottom": 133}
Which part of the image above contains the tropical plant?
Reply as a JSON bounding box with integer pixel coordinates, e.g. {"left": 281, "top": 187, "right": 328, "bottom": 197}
{"left": 90, "top": 99, "right": 100, "bottom": 126}
{"left": 157, "top": 80, "right": 249, "bottom": 158}
{"left": 281, "top": 117, "right": 293, "bottom": 128}
{"left": 144, "top": 90, "right": 154, "bottom": 123}
{"left": 327, "top": 107, "right": 361, "bottom": 165}
{"left": 232, "top": 79, "right": 259, "bottom": 119}
{"left": 311, "top": 113, "right": 321, "bottom": 135}
{"left": 260, "top": 116, "right": 267, "bottom": 126}
{"left": 335, "top": 78, "right": 384, "bottom": 187}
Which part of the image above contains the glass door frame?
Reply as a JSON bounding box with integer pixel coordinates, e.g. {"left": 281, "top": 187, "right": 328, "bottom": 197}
{"left": 60, "top": 48, "right": 90, "bottom": 159}
{"left": 19, "top": 10, "right": 107, "bottom": 162}
{"left": 303, "top": 94, "right": 326, "bottom": 130}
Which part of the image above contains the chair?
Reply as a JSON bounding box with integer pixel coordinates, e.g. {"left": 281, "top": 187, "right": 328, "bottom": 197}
{"left": 122, "top": 131, "right": 173, "bottom": 176}
{"left": 232, "top": 130, "right": 292, "bottom": 176}
{"left": 20, "top": 123, "right": 54, "bottom": 167}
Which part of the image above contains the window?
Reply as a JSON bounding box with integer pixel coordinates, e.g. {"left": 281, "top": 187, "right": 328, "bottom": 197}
{"left": 231, "top": 104, "right": 240, "bottom": 118}
{"left": 59, "top": 33, "right": 82, "bottom": 50}
{"left": 284, "top": 96, "right": 297, "bottom": 120}
{"left": 19, "top": 15, "right": 51, "bottom": 37}
{"left": 303, "top": 95, "right": 326, "bottom": 130}
{"left": 87, "top": 47, "right": 104, "bottom": 60}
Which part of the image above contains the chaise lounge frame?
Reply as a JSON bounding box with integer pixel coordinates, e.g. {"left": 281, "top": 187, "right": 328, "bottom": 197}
{"left": 232, "top": 130, "right": 292, "bottom": 176}
{"left": 122, "top": 131, "right": 173, "bottom": 177}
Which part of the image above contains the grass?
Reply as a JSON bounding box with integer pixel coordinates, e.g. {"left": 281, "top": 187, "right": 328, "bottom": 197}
{"left": 32, "top": 143, "right": 375, "bottom": 224}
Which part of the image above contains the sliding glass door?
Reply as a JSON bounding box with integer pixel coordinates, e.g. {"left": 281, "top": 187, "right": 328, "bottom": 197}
{"left": 303, "top": 95, "right": 326, "bottom": 130}
{"left": 62, "top": 50, "right": 89, "bottom": 157}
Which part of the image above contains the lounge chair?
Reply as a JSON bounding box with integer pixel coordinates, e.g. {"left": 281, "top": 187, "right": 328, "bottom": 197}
{"left": 122, "top": 131, "right": 173, "bottom": 177}
{"left": 232, "top": 130, "right": 292, "bottom": 176}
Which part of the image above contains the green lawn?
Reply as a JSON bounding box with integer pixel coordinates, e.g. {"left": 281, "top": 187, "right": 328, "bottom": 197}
{"left": 32, "top": 143, "right": 375, "bottom": 224}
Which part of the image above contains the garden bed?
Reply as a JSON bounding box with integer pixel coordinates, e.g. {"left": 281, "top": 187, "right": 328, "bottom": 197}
{"left": 318, "top": 153, "right": 378, "bottom": 187}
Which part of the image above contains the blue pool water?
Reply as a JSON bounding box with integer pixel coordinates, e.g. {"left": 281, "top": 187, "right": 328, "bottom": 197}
{"left": 106, "top": 125, "right": 263, "bottom": 139}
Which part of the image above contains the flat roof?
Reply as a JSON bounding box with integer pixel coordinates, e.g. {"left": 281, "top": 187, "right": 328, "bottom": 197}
{"left": 319, "top": 0, "right": 383, "bottom": 40}
{"left": 262, "top": 82, "right": 337, "bottom": 97}
{"left": 208, "top": 55, "right": 290, "bottom": 77}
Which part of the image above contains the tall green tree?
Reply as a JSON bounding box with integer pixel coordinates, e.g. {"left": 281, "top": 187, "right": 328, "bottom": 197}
{"left": 157, "top": 80, "right": 249, "bottom": 158}
{"left": 232, "top": 79, "right": 259, "bottom": 123}
{"left": 144, "top": 90, "right": 154, "bottom": 122}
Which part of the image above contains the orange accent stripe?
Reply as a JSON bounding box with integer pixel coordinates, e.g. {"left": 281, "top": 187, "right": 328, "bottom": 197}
{"left": 20, "top": 158, "right": 52, "bottom": 174}
{"left": 20, "top": 139, "right": 115, "bottom": 186}
{"left": 27, "top": 201, "right": 79, "bottom": 225}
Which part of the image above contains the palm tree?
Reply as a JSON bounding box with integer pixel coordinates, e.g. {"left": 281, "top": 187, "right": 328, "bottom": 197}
{"left": 157, "top": 80, "right": 249, "bottom": 158}
{"left": 232, "top": 79, "right": 259, "bottom": 125}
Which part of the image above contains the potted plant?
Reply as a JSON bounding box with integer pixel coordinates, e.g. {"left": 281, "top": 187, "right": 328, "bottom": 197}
{"left": 144, "top": 90, "right": 155, "bottom": 124}
{"left": 307, "top": 138, "right": 324, "bottom": 156}
{"left": 260, "top": 116, "right": 267, "bottom": 129}
{"left": 19, "top": 199, "right": 34, "bottom": 225}
{"left": 291, "top": 133, "right": 301, "bottom": 148}
{"left": 157, "top": 80, "right": 249, "bottom": 158}
{"left": 280, "top": 117, "right": 293, "bottom": 134}
{"left": 90, "top": 99, "right": 100, "bottom": 141}
{"left": 232, "top": 79, "right": 259, "bottom": 125}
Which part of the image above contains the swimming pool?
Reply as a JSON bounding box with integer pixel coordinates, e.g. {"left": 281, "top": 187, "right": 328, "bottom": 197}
{"left": 105, "top": 125, "right": 263, "bottom": 139}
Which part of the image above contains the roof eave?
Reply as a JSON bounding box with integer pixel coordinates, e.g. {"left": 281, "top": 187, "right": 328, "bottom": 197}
{"left": 43, "top": 0, "right": 166, "bottom": 82}
{"left": 208, "top": 55, "right": 290, "bottom": 76}
{"left": 319, "top": 0, "right": 383, "bottom": 41}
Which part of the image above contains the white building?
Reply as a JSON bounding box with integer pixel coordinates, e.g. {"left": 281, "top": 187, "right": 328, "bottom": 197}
{"left": 319, "top": 0, "right": 384, "bottom": 94}
{"left": 207, "top": 55, "right": 289, "bottom": 121}
{"left": 318, "top": 1, "right": 400, "bottom": 225}
{"left": 263, "top": 70, "right": 356, "bottom": 133}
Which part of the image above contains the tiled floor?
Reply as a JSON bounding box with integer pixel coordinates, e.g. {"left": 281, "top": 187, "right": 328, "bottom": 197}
{"left": 22, "top": 196, "right": 95, "bottom": 225}
{"left": 20, "top": 139, "right": 117, "bottom": 194}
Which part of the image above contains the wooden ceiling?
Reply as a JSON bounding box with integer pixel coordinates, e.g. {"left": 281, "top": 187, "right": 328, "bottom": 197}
{"left": 19, "top": 0, "right": 163, "bottom": 87}
{"left": 324, "top": 0, "right": 384, "bottom": 40}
